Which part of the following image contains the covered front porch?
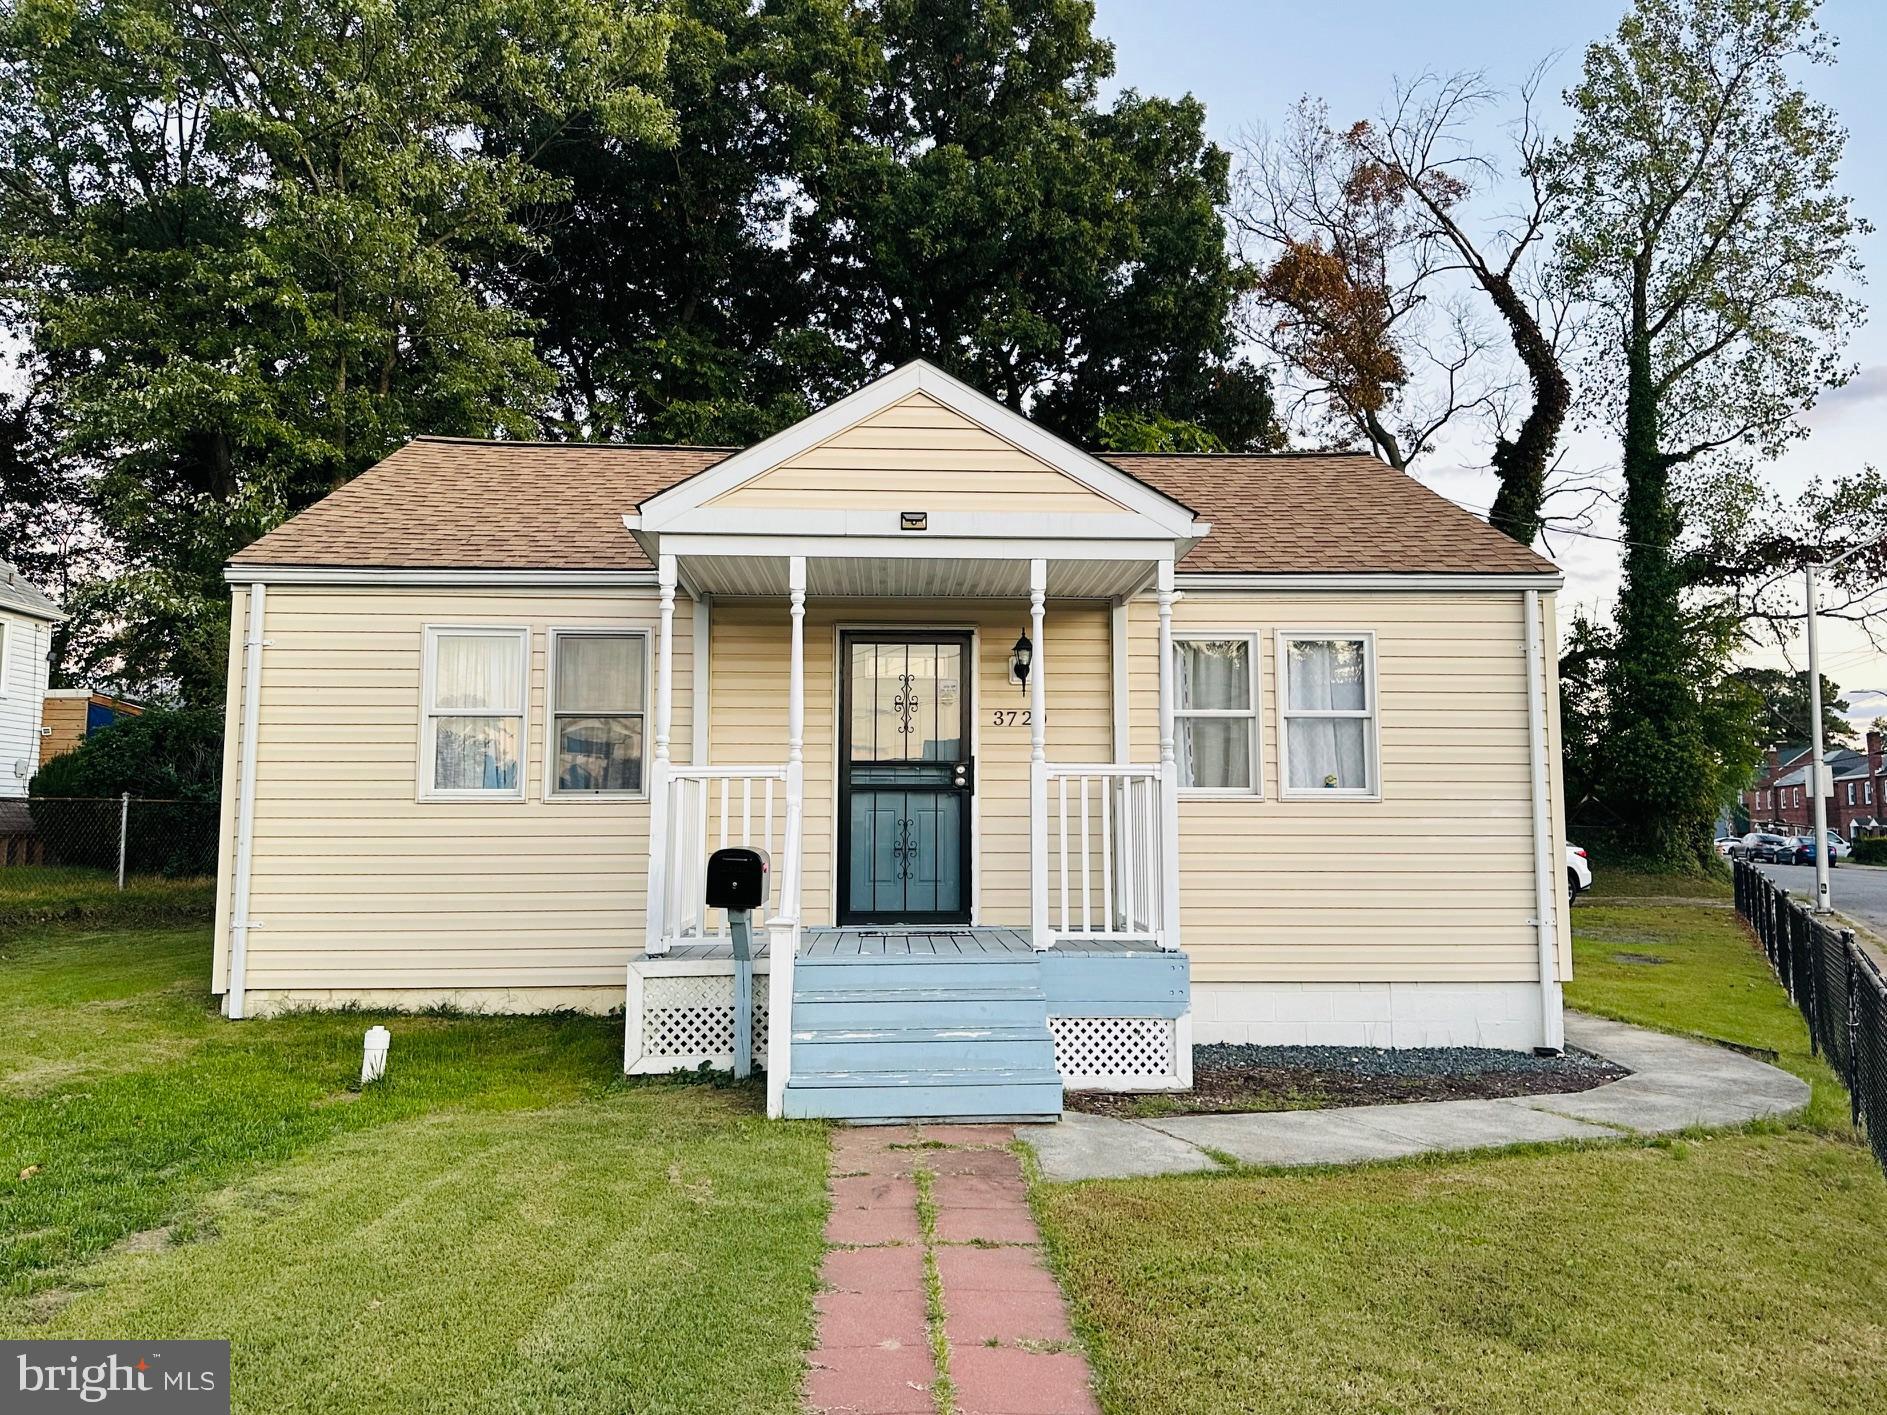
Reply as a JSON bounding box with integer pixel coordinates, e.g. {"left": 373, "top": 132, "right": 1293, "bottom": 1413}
{"left": 620, "top": 361, "right": 1205, "bottom": 1118}
{"left": 630, "top": 550, "right": 1194, "bottom": 1117}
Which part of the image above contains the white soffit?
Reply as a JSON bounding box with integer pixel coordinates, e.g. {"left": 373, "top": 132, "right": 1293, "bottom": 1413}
{"left": 677, "top": 555, "right": 1151, "bottom": 600}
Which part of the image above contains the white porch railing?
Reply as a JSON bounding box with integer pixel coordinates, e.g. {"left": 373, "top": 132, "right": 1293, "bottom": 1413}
{"left": 651, "top": 765, "right": 790, "bottom": 953}
{"left": 1042, "top": 764, "right": 1169, "bottom": 946}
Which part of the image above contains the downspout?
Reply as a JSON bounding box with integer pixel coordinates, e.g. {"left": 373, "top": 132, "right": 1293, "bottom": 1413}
{"left": 1524, "top": 589, "right": 1565, "bottom": 1053}
{"left": 227, "top": 582, "right": 266, "bottom": 1020}
{"left": 28, "top": 619, "right": 50, "bottom": 780}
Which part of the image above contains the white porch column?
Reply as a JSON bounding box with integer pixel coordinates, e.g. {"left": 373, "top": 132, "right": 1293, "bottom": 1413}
{"left": 784, "top": 553, "right": 807, "bottom": 922}
{"left": 643, "top": 554, "right": 678, "bottom": 956}
{"left": 1156, "top": 559, "right": 1182, "bottom": 951}
{"left": 1110, "top": 596, "right": 1130, "bottom": 765}
{"left": 1029, "top": 558, "right": 1050, "bottom": 949}
{"left": 767, "top": 555, "right": 807, "bottom": 1117}
{"left": 691, "top": 592, "right": 712, "bottom": 766}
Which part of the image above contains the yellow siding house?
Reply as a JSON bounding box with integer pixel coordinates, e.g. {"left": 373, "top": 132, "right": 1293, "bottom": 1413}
{"left": 214, "top": 361, "right": 1570, "bottom": 1122}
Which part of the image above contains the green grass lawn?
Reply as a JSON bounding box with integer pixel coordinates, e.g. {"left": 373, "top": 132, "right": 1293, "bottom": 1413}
{"left": 1034, "top": 886, "right": 1887, "bottom": 1414}
{"left": 0, "top": 916, "right": 828, "bottom": 1413}
{"left": 0, "top": 866, "right": 217, "bottom": 930}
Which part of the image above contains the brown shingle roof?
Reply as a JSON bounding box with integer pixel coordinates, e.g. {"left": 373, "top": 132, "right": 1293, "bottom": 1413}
{"left": 230, "top": 438, "right": 1557, "bottom": 576}
{"left": 231, "top": 438, "right": 731, "bottom": 571}
{"left": 1104, "top": 452, "right": 1557, "bottom": 575}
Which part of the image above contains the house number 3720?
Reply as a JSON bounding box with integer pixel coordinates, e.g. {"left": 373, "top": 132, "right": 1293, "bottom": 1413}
{"left": 992, "top": 709, "right": 1033, "bottom": 726}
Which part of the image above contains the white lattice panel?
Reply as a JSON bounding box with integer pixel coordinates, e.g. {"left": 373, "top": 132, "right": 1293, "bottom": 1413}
{"left": 1051, "top": 1015, "right": 1178, "bottom": 1088}
{"left": 638, "top": 973, "right": 770, "bottom": 1069}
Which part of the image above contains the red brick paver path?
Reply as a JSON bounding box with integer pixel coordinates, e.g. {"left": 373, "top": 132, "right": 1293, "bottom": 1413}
{"left": 807, "top": 1125, "right": 1100, "bottom": 1415}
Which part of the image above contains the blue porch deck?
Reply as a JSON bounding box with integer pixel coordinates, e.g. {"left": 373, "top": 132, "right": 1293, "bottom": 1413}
{"left": 659, "top": 927, "right": 1188, "bottom": 1123}
{"left": 631, "top": 927, "right": 1190, "bottom": 1121}
{"left": 647, "top": 925, "right": 1164, "bottom": 962}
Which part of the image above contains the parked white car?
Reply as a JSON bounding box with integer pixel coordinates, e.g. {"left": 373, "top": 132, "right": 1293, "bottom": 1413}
{"left": 1825, "top": 831, "right": 1852, "bottom": 861}
{"left": 1567, "top": 843, "right": 1592, "bottom": 903}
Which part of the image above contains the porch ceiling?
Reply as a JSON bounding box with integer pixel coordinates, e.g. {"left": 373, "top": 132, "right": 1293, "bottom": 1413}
{"left": 677, "top": 553, "right": 1156, "bottom": 600}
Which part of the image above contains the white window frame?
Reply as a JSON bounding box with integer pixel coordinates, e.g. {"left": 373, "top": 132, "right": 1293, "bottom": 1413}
{"left": 0, "top": 616, "right": 9, "bottom": 698}
{"left": 1868, "top": 781, "right": 1875, "bottom": 806}
{"left": 1848, "top": 782, "right": 1856, "bottom": 806}
{"left": 419, "top": 625, "right": 530, "bottom": 802}
{"left": 1171, "top": 630, "right": 1262, "bottom": 797}
{"left": 545, "top": 627, "right": 652, "bottom": 802}
{"left": 1276, "top": 629, "right": 1381, "bottom": 802}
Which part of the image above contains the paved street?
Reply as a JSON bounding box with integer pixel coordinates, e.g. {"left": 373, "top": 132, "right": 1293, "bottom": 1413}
{"left": 1753, "top": 860, "right": 1887, "bottom": 941}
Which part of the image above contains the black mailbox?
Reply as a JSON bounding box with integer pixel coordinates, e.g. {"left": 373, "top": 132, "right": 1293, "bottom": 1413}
{"left": 705, "top": 847, "right": 770, "bottom": 912}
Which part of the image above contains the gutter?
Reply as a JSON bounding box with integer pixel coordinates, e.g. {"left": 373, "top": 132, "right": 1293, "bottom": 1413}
{"left": 226, "top": 582, "right": 266, "bottom": 1019}
{"left": 1524, "top": 588, "right": 1566, "bottom": 1053}
{"left": 222, "top": 566, "right": 654, "bottom": 588}
{"left": 1176, "top": 572, "right": 1564, "bottom": 592}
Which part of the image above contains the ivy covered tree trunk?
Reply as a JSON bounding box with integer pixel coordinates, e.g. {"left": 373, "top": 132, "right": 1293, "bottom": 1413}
{"left": 1602, "top": 324, "right": 1715, "bottom": 867}
{"left": 1481, "top": 268, "right": 1570, "bottom": 548}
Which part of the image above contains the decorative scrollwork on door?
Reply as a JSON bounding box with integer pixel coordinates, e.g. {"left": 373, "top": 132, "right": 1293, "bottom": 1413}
{"left": 890, "top": 816, "right": 917, "bottom": 880}
{"left": 891, "top": 672, "right": 920, "bottom": 737}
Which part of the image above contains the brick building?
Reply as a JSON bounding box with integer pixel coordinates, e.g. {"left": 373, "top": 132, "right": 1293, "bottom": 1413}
{"left": 1742, "top": 730, "right": 1884, "bottom": 837}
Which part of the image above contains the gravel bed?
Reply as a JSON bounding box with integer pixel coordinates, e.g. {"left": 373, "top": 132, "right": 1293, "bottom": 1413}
{"left": 1067, "top": 1042, "right": 1629, "bottom": 1119}
{"left": 1194, "top": 1042, "right": 1622, "bottom": 1079}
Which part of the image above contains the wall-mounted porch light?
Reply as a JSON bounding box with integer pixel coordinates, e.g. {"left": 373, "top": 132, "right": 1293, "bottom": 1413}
{"left": 1009, "top": 632, "right": 1033, "bottom": 692}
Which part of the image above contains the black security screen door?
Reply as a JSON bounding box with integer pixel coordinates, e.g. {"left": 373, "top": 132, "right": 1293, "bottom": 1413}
{"left": 838, "top": 631, "right": 974, "bottom": 925}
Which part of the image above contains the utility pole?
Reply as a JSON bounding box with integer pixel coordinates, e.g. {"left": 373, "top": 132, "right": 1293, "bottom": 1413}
{"left": 1803, "top": 534, "right": 1886, "bottom": 915}
{"left": 1805, "top": 563, "right": 1832, "bottom": 914}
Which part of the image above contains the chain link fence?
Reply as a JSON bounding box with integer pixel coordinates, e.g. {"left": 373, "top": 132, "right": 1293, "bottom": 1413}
{"left": 0, "top": 795, "right": 221, "bottom": 888}
{"left": 1734, "top": 859, "right": 1887, "bottom": 1176}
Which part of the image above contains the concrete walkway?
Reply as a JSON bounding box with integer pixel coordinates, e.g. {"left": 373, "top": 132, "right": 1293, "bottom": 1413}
{"left": 1029, "top": 1011, "right": 1812, "bottom": 1182}
{"left": 808, "top": 1124, "right": 1099, "bottom": 1415}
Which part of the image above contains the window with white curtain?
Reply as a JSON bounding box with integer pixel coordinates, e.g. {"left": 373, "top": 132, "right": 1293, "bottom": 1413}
{"left": 549, "top": 631, "right": 648, "bottom": 796}
{"left": 1172, "top": 635, "right": 1259, "bottom": 792}
{"left": 422, "top": 627, "right": 528, "bottom": 798}
{"left": 1278, "top": 632, "right": 1378, "bottom": 798}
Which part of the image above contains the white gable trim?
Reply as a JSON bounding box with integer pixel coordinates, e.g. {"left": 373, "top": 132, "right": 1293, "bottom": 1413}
{"left": 634, "top": 360, "right": 1202, "bottom": 538}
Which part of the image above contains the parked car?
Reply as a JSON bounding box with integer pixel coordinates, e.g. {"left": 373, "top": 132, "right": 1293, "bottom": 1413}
{"left": 1738, "top": 832, "right": 1793, "bottom": 863}
{"left": 1785, "top": 835, "right": 1838, "bottom": 868}
{"left": 1826, "top": 831, "right": 1852, "bottom": 861}
{"left": 1567, "top": 843, "right": 1592, "bottom": 903}
{"left": 1713, "top": 836, "right": 1739, "bottom": 857}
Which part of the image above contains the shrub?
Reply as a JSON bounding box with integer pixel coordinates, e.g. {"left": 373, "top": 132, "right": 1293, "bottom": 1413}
{"left": 28, "top": 707, "right": 223, "bottom": 877}
{"left": 1854, "top": 836, "right": 1887, "bottom": 867}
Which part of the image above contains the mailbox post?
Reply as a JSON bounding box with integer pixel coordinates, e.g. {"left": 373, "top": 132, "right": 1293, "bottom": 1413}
{"left": 705, "top": 847, "right": 770, "bottom": 1078}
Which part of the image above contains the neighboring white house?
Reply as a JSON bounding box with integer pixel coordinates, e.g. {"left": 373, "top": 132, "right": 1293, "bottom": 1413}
{"left": 211, "top": 360, "right": 1572, "bottom": 1122}
{"left": 0, "top": 562, "right": 61, "bottom": 798}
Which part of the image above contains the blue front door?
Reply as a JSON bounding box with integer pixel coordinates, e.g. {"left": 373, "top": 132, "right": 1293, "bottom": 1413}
{"left": 839, "top": 632, "right": 973, "bottom": 924}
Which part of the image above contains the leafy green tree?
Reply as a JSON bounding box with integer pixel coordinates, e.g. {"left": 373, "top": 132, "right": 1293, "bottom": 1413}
{"left": 0, "top": 0, "right": 673, "bottom": 701}
{"left": 1093, "top": 411, "right": 1225, "bottom": 454}
{"left": 1727, "top": 666, "right": 1852, "bottom": 747}
{"left": 1551, "top": 0, "right": 1866, "bottom": 867}
{"left": 803, "top": 0, "right": 1274, "bottom": 448}
{"left": 484, "top": 0, "right": 863, "bottom": 444}
{"left": 499, "top": 0, "right": 1277, "bottom": 451}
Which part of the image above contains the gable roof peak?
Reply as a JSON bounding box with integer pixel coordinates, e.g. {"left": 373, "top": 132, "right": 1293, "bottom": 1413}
{"left": 633, "top": 358, "right": 1205, "bottom": 536}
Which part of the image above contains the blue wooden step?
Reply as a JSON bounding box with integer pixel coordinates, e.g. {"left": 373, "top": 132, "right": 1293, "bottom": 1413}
{"left": 782, "top": 1076, "right": 1063, "bottom": 1122}
{"left": 793, "top": 988, "right": 1047, "bottom": 1031}
{"left": 793, "top": 1025, "right": 1056, "bottom": 1074}
{"left": 795, "top": 957, "right": 1039, "bottom": 991}
{"left": 786, "top": 948, "right": 1062, "bottom": 1122}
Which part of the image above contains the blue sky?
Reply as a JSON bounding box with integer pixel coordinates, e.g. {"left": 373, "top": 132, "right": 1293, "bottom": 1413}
{"left": 1092, "top": 0, "right": 1887, "bottom": 719}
